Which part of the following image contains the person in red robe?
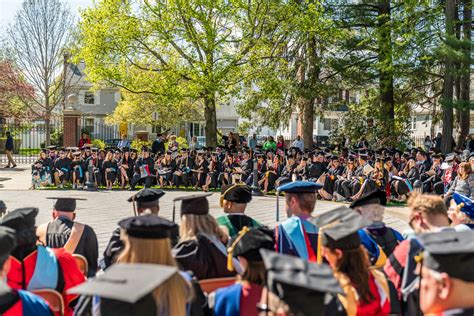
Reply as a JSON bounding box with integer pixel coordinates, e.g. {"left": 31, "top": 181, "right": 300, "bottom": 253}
{"left": 313, "top": 206, "right": 396, "bottom": 316}
{"left": 1, "top": 207, "right": 86, "bottom": 316}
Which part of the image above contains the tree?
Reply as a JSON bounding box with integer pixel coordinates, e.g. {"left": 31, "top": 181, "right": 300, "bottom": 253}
{"left": 5, "top": 0, "right": 74, "bottom": 145}
{"left": 455, "top": 0, "right": 472, "bottom": 147}
{"left": 0, "top": 59, "right": 35, "bottom": 119}
{"left": 76, "top": 0, "right": 279, "bottom": 147}
{"left": 238, "top": 0, "right": 344, "bottom": 149}
{"left": 440, "top": 0, "right": 457, "bottom": 153}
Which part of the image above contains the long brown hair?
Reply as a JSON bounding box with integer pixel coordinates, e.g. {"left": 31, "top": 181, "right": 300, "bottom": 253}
{"left": 117, "top": 233, "right": 192, "bottom": 316}
{"left": 458, "top": 162, "right": 472, "bottom": 180}
{"left": 331, "top": 246, "right": 374, "bottom": 304}
{"left": 240, "top": 261, "right": 266, "bottom": 286}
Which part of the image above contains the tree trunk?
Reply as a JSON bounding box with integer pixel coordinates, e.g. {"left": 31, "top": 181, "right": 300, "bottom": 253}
{"left": 204, "top": 94, "right": 218, "bottom": 147}
{"left": 457, "top": 0, "right": 472, "bottom": 148}
{"left": 301, "top": 98, "right": 314, "bottom": 149}
{"left": 441, "top": 0, "right": 456, "bottom": 153}
{"left": 45, "top": 113, "right": 51, "bottom": 147}
{"left": 377, "top": 0, "right": 395, "bottom": 144}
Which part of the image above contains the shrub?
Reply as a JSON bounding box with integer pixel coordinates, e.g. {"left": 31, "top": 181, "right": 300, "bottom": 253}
{"left": 92, "top": 139, "right": 106, "bottom": 149}
{"left": 131, "top": 139, "right": 152, "bottom": 151}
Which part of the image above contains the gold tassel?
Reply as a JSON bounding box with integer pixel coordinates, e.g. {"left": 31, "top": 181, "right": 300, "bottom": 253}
{"left": 317, "top": 220, "right": 341, "bottom": 264}
{"left": 227, "top": 226, "right": 250, "bottom": 271}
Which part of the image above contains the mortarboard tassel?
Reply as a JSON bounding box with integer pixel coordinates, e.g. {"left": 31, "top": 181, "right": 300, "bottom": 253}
{"left": 317, "top": 220, "right": 341, "bottom": 264}
{"left": 227, "top": 226, "right": 250, "bottom": 271}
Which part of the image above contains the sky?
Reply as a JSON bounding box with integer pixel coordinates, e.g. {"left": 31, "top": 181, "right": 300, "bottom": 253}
{"left": 0, "top": 0, "right": 94, "bottom": 29}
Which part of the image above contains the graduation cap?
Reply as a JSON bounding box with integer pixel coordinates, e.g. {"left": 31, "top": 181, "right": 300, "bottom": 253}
{"left": 91, "top": 147, "right": 98, "bottom": 153}
{"left": 310, "top": 206, "right": 372, "bottom": 264}
{"left": 68, "top": 263, "right": 179, "bottom": 309}
{"left": 172, "top": 193, "right": 212, "bottom": 222}
{"left": 0, "top": 226, "right": 17, "bottom": 262}
{"left": 445, "top": 154, "right": 456, "bottom": 162}
{"left": 350, "top": 189, "right": 387, "bottom": 208}
{"left": 118, "top": 214, "right": 178, "bottom": 240}
{"left": 416, "top": 230, "right": 474, "bottom": 282}
{"left": 226, "top": 227, "right": 274, "bottom": 271}
{"left": 275, "top": 181, "right": 322, "bottom": 221}
{"left": 260, "top": 249, "right": 343, "bottom": 316}
{"left": 122, "top": 147, "right": 130, "bottom": 152}
{"left": 46, "top": 197, "right": 87, "bottom": 212}
{"left": 220, "top": 184, "right": 252, "bottom": 207}
{"left": 127, "top": 188, "right": 165, "bottom": 214}
{"left": 1, "top": 207, "right": 38, "bottom": 230}
{"left": 452, "top": 192, "right": 474, "bottom": 219}
{"left": 47, "top": 145, "right": 57, "bottom": 150}
{"left": 141, "top": 146, "right": 149, "bottom": 152}
{"left": 73, "top": 151, "right": 82, "bottom": 156}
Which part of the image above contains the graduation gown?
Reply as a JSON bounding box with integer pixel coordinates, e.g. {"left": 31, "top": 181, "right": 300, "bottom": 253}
{"left": 42, "top": 217, "right": 99, "bottom": 277}
{"left": 275, "top": 216, "right": 318, "bottom": 261}
{"left": 7, "top": 246, "right": 86, "bottom": 316}
{"left": 102, "top": 226, "right": 180, "bottom": 270}
{"left": 172, "top": 234, "right": 236, "bottom": 280}
{"left": 0, "top": 287, "right": 52, "bottom": 316}
{"left": 216, "top": 214, "right": 262, "bottom": 238}
{"left": 213, "top": 282, "right": 263, "bottom": 316}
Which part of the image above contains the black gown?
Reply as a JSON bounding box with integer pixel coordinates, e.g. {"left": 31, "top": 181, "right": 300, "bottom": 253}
{"left": 44, "top": 217, "right": 99, "bottom": 277}
{"left": 172, "top": 234, "right": 236, "bottom": 280}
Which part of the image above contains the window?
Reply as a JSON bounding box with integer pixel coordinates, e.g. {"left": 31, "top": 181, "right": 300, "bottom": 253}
{"left": 84, "top": 92, "right": 95, "bottom": 104}
{"left": 85, "top": 118, "right": 94, "bottom": 133}
{"left": 323, "top": 118, "right": 337, "bottom": 131}
{"left": 410, "top": 117, "right": 417, "bottom": 130}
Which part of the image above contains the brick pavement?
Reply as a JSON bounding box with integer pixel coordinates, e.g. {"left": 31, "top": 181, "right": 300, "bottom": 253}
{"left": 0, "top": 190, "right": 409, "bottom": 255}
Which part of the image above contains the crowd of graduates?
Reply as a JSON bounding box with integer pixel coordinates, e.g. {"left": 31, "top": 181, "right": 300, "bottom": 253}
{"left": 32, "top": 137, "right": 474, "bottom": 208}
{"left": 1, "top": 177, "right": 474, "bottom": 315}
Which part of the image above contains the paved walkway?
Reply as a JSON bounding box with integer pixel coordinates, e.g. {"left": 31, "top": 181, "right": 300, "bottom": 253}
{"left": 0, "top": 164, "right": 410, "bottom": 254}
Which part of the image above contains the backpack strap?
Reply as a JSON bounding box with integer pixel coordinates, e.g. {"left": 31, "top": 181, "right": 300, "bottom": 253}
{"left": 63, "top": 223, "right": 85, "bottom": 254}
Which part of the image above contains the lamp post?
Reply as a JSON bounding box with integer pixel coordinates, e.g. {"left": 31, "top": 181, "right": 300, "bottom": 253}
{"left": 251, "top": 157, "right": 263, "bottom": 196}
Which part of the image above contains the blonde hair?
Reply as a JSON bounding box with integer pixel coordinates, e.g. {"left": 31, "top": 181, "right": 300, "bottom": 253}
{"left": 408, "top": 193, "right": 448, "bottom": 217}
{"left": 180, "top": 214, "right": 228, "bottom": 243}
{"left": 117, "top": 233, "right": 191, "bottom": 316}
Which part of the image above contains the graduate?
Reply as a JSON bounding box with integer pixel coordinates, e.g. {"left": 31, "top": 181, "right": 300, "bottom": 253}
{"left": 0, "top": 226, "right": 53, "bottom": 316}
{"left": 311, "top": 206, "right": 396, "bottom": 316}
{"left": 69, "top": 263, "right": 191, "bottom": 316}
{"left": 1, "top": 207, "right": 86, "bottom": 316}
{"left": 350, "top": 190, "right": 404, "bottom": 265}
{"left": 172, "top": 193, "right": 240, "bottom": 280}
{"left": 53, "top": 148, "right": 72, "bottom": 188}
{"left": 274, "top": 181, "right": 321, "bottom": 261}
{"left": 448, "top": 192, "right": 474, "bottom": 230}
{"left": 102, "top": 188, "right": 168, "bottom": 270}
{"left": 37, "top": 197, "right": 99, "bottom": 277}
{"left": 130, "top": 147, "right": 155, "bottom": 190}
{"left": 216, "top": 184, "right": 263, "bottom": 238}
{"left": 259, "top": 249, "right": 345, "bottom": 316}
{"left": 211, "top": 227, "right": 274, "bottom": 316}
{"left": 416, "top": 230, "right": 474, "bottom": 315}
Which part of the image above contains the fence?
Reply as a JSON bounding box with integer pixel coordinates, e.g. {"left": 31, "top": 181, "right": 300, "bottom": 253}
{"left": 0, "top": 119, "right": 63, "bottom": 165}
{"left": 79, "top": 118, "right": 120, "bottom": 142}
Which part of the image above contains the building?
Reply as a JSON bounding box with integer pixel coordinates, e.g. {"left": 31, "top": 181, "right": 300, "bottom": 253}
{"left": 66, "top": 62, "right": 240, "bottom": 141}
